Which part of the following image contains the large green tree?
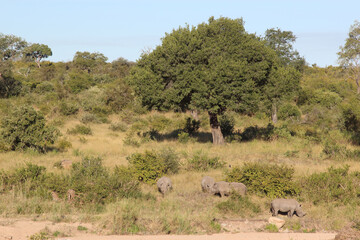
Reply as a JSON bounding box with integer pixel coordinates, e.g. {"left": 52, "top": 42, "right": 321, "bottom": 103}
{"left": 128, "top": 17, "right": 285, "bottom": 144}
{"left": 264, "top": 28, "right": 305, "bottom": 72}
{"left": 23, "top": 43, "right": 52, "bottom": 68}
{"left": 338, "top": 20, "right": 360, "bottom": 94}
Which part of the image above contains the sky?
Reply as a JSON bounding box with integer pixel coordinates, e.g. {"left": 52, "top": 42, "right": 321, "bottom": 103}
{"left": 1, "top": 0, "right": 359, "bottom": 67}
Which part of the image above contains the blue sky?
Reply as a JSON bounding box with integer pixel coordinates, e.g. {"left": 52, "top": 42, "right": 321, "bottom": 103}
{"left": 1, "top": 0, "right": 359, "bottom": 67}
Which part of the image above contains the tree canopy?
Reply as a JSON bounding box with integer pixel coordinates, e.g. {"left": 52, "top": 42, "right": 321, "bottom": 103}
{"left": 23, "top": 43, "right": 52, "bottom": 68}
{"left": 128, "top": 17, "right": 298, "bottom": 144}
{"left": 0, "top": 33, "right": 27, "bottom": 61}
{"left": 338, "top": 20, "right": 360, "bottom": 94}
{"left": 264, "top": 28, "right": 305, "bottom": 71}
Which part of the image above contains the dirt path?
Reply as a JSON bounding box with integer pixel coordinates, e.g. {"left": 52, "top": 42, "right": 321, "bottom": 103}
{"left": 0, "top": 218, "right": 337, "bottom": 240}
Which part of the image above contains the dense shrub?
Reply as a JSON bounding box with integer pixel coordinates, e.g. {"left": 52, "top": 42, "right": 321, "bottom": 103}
{"left": 59, "top": 101, "right": 79, "bottom": 116}
{"left": 225, "top": 163, "right": 299, "bottom": 198}
{"left": 67, "top": 124, "right": 92, "bottom": 135}
{"left": 310, "top": 89, "right": 342, "bottom": 109}
{"left": 300, "top": 165, "right": 360, "bottom": 205}
{"left": 127, "top": 151, "right": 165, "bottom": 184}
{"left": 278, "top": 103, "right": 301, "bottom": 120}
{"left": 158, "top": 147, "right": 180, "bottom": 174}
{"left": 1, "top": 106, "right": 60, "bottom": 152}
{"left": 186, "top": 151, "right": 225, "bottom": 171}
{"left": 66, "top": 71, "right": 94, "bottom": 93}
{"left": 34, "top": 81, "right": 55, "bottom": 94}
{"left": 104, "top": 80, "right": 134, "bottom": 112}
{"left": 78, "top": 86, "right": 109, "bottom": 114}
{"left": 70, "top": 156, "right": 140, "bottom": 203}
{"left": 127, "top": 149, "right": 180, "bottom": 183}
{"left": 0, "top": 157, "right": 141, "bottom": 205}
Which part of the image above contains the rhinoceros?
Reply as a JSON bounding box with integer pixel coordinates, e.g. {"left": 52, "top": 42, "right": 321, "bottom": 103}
{"left": 229, "top": 182, "right": 247, "bottom": 196}
{"left": 270, "top": 198, "right": 306, "bottom": 217}
{"left": 211, "top": 181, "right": 231, "bottom": 197}
{"left": 157, "top": 176, "right": 172, "bottom": 195}
{"left": 201, "top": 176, "right": 215, "bottom": 193}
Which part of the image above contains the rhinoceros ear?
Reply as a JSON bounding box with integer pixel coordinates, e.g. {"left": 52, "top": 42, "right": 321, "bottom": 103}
{"left": 299, "top": 204, "right": 302, "bottom": 207}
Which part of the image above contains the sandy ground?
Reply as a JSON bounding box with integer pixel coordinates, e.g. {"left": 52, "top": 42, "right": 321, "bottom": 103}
{"left": 0, "top": 218, "right": 337, "bottom": 240}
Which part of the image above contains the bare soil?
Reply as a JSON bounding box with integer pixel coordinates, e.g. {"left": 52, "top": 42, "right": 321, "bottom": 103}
{"left": 0, "top": 218, "right": 337, "bottom": 240}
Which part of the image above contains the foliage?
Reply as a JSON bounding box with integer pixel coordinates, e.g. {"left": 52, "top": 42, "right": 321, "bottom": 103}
{"left": 0, "top": 105, "right": 59, "bottom": 152}
{"left": 264, "top": 28, "right": 305, "bottom": 71}
{"left": 59, "top": 101, "right": 79, "bottom": 116}
{"left": 78, "top": 86, "right": 108, "bottom": 114}
{"left": 70, "top": 156, "right": 140, "bottom": 203}
{"left": 67, "top": 124, "right": 92, "bottom": 135}
{"left": 127, "top": 149, "right": 180, "bottom": 184}
{"left": 73, "top": 51, "right": 108, "bottom": 73}
{"left": 104, "top": 80, "right": 134, "bottom": 112}
{"left": 300, "top": 165, "right": 360, "bottom": 205}
{"left": 338, "top": 20, "right": 360, "bottom": 93}
{"left": 0, "top": 33, "right": 27, "bottom": 60}
{"left": 66, "top": 71, "right": 94, "bottom": 93}
{"left": 23, "top": 43, "right": 52, "bottom": 67}
{"left": 240, "top": 124, "right": 275, "bottom": 141}
{"left": 278, "top": 103, "right": 301, "bottom": 120}
{"left": 225, "top": 163, "right": 299, "bottom": 198}
{"left": 178, "top": 132, "right": 190, "bottom": 143}
{"left": 186, "top": 151, "right": 225, "bottom": 171}
{"left": 127, "top": 151, "right": 165, "bottom": 184}
{"left": 183, "top": 117, "right": 200, "bottom": 135}
{"left": 128, "top": 17, "right": 290, "bottom": 144}
{"left": 219, "top": 112, "right": 235, "bottom": 137}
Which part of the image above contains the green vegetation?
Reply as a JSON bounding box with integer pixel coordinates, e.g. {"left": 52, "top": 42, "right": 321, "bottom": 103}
{"left": 1, "top": 17, "right": 360, "bottom": 235}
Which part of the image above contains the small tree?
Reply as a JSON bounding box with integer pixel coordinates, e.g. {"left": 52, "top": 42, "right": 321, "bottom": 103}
{"left": 0, "top": 33, "right": 27, "bottom": 61}
{"left": 1, "top": 106, "right": 59, "bottom": 152}
{"left": 73, "top": 51, "right": 108, "bottom": 73}
{"left": 338, "top": 20, "right": 360, "bottom": 94}
{"left": 23, "top": 43, "right": 52, "bottom": 68}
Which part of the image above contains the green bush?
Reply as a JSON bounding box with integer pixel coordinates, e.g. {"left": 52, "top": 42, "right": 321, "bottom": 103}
{"left": 127, "top": 149, "right": 180, "bottom": 183}
{"left": 70, "top": 156, "right": 141, "bottom": 203}
{"left": 158, "top": 147, "right": 180, "bottom": 174}
{"left": 59, "top": 101, "right": 79, "bottom": 116}
{"left": 311, "top": 90, "right": 342, "bottom": 109}
{"left": 300, "top": 165, "right": 360, "bottom": 205}
{"left": 1, "top": 106, "right": 60, "bottom": 152}
{"left": 127, "top": 151, "right": 165, "bottom": 184}
{"left": 66, "top": 71, "right": 94, "bottom": 93}
{"left": 34, "top": 81, "right": 55, "bottom": 94}
{"left": 225, "top": 163, "right": 299, "bottom": 198}
{"left": 278, "top": 103, "right": 301, "bottom": 120}
{"left": 186, "top": 151, "right": 225, "bottom": 171}
{"left": 67, "top": 124, "right": 92, "bottom": 135}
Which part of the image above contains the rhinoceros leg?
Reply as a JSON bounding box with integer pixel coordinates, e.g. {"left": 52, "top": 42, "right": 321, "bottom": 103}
{"left": 288, "top": 210, "right": 294, "bottom": 217}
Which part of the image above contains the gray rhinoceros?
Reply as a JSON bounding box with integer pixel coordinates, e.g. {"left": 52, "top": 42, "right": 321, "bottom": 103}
{"left": 211, "top": 181, "right": 231, "bottom": 197}
{"left": 201, "top": 176, "right": 215, "bottom": 193}
{"left": 270, "top": 198, "right": 306, "bottom": 217}
{"left": 157, "top": 176, "right": 172, "bottom": 195}
{"left": 229, "top": 182, "right": 247, "bottom": 196}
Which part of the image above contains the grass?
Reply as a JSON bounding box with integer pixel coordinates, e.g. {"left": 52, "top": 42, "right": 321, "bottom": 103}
{"left": 1, "top": 111, "right": 360, "bottom": 234}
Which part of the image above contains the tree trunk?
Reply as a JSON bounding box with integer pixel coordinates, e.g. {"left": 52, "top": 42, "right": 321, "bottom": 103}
{"left": 190, "top": 109, "right": 199, "bottom": 121}
{"left": 209, "top": 112, "right": 224, "bottom": 145}
{"left": 272, "top": 103, "right": 278, "bottom": 124}
{"left": 357, "top": 78, "right": 360, "bottom": 94}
